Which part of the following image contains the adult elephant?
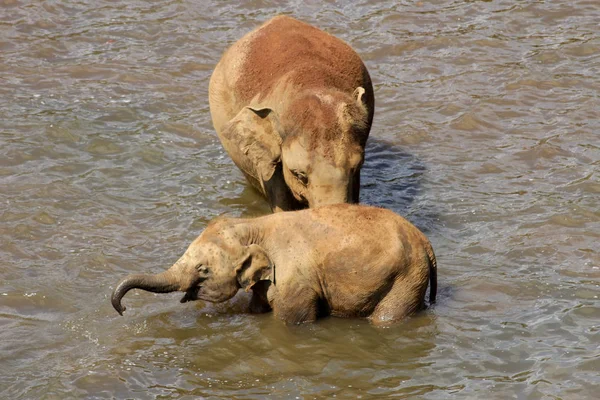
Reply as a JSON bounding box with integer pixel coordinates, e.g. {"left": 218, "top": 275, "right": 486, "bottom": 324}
{"left": 209, "top": 16, "right": 375, "bottom": 212}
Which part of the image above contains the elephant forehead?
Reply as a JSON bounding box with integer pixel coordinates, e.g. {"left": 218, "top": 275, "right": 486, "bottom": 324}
{"left": 284, "top": 92, "right": 367, "bottom": 143}
{"left": 190, "top": 232, "right": 235, "bottom": 259}
{"left": 285, "top": 96, "right": 342, "bottom": 140}
{"left": 285, "top": 136, "right": 364, "bottom": 169}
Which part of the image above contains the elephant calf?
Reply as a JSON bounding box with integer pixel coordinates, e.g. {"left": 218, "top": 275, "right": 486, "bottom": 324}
{"left": 209, "top": 16, "right": 375, "bottom": 212}
{"left": 111, "top": 204, "right": 437, "bottom": 326}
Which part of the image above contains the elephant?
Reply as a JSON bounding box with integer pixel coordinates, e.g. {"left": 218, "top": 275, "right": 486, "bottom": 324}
{"left": 111, "top": 204, "right": 437, "bottom": 326}
{"left": 208, "top": 16, "right": 375, "bottom": 212}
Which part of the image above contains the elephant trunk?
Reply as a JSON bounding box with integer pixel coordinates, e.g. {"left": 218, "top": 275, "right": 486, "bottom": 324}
{"left": 111, "top": 269, "right": 180, "bottom": 316}
{"left": 309, "top": 182, "right": 356, "bottom": 208}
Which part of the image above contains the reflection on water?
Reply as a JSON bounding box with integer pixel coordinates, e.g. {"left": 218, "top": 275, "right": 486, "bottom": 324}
{"left": 1, "top": 0, "right": 599, "bottom": 398}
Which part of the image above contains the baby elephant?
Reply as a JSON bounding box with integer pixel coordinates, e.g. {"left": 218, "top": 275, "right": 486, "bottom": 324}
{"left": 209, "top": 16, "right": 375, "bottom": 212}
{"left": 111, "top": 204, "right": 437, "bottom": 326}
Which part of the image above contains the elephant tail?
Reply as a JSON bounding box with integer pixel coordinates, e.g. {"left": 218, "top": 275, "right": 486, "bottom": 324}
{"left": 426, "top": 243, "right": 437, "bottom": 305}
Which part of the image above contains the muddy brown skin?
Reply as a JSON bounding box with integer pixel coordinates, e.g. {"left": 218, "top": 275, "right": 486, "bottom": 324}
{"left": 111, "top": 204, "right": 436, "bottom": 326}
{"left": 209, "top": 16, "right": 375, "bottom": 212}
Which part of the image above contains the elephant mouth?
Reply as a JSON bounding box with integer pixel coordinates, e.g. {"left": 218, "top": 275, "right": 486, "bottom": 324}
{"left": 180, "top": 286, "right": 200, "bottom": 303}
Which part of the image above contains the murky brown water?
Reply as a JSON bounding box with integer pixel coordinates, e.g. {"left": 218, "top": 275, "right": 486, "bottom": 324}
{"left": 1, "top": 0, "right": 599, "bottom": 398}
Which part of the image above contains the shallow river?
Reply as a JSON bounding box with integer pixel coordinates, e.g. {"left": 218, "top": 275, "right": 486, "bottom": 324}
{"left": 1, "top": 1, "right": 599, "bottom": 398}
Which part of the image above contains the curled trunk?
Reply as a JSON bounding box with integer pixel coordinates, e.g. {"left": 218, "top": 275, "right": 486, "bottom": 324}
{"left": 111, "top": 270, "right": 179, "bottom": 315}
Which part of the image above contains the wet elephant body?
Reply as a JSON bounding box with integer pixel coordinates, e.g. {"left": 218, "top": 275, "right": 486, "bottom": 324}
{"left": 112, "top": 204, "right": 436, "bottom": 326}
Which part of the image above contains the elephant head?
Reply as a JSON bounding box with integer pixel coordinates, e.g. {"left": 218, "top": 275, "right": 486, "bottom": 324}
{"left": 221, "top": 87, "right": 369, "bottom": 210}
{"left": 111, "top": 222, "right": 273, "bottom": 315}
{"left": 280, "top": 87, "right": 369, "bottom": 207}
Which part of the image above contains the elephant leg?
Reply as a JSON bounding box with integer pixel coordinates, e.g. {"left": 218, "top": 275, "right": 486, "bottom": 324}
{"left": 368, "top": 276, "right": 427, "bottom": 327}
{"left": 352, "top": 171, "right": 360, "bottom": 203}
{"left": 272, "top": 285, "right": 319, "bottom": 324}
{"left": 249, "top": 281, "right": 272, "bottom": 314}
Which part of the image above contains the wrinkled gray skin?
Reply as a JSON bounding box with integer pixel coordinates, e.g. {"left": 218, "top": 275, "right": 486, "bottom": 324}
{"left": 111, "top": 204, "right": 437, "bottom": 326}
{"left": 209, "top": 16, "right": 375, "bottom": 212}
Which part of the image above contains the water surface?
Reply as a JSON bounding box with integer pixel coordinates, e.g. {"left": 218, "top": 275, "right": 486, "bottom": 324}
{"left": 1, "top": 0, "right": 599, "bottom": 398}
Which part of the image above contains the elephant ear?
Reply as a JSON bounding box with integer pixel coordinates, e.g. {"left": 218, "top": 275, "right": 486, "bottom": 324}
{"left": 235, "top": 244, "right": 274, "bottom": 292}
{"left": 221, "top": 107, "right": 282, "bottom": 182}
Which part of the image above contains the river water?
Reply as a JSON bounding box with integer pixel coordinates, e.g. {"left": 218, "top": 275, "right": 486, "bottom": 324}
{"left": 1, "top": 1, "right": 599, "bottom": 398}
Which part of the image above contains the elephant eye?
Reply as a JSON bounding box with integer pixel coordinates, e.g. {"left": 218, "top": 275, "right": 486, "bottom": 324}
{"left": 292, "top": 170, "right": 308, "bottom": 186}
{"left": 196, "top": 265, "right": 209, "bottom": 275}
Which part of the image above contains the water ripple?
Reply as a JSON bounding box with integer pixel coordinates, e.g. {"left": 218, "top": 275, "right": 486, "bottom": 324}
{"left": 1, "top": 0, "right": 599, "bottom": 398}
